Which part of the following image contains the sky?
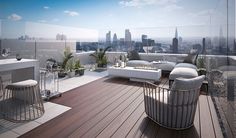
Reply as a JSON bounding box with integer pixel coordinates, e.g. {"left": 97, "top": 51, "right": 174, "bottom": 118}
{"left": 0, "top": 0, "right": 228, "bottom": 39}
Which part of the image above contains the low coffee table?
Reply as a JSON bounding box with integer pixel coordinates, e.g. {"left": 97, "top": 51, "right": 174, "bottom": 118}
{"left": 108, "top": 66, "right": 161, "bottom": 82}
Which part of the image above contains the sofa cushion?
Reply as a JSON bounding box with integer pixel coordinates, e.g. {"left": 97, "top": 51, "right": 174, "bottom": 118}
{"left": 175, "top": 63, "right": 197, "bottom": 70}
{"left": 169, "top": 67, "right": 198, "bottom": 80}
{"left": 126, "top": 60, "right": 151, "bottom": 67}
{"left": 127, "top": 50, "right": 141, "bottom": 60}
{"left": 171, "top": 75, "right": 205, "bottom": 91}
{"left": 183, "top": 49, "right": 198, "bottom": 65}
{"left": 152, "top": 61, "right": 176, "bottom": 71}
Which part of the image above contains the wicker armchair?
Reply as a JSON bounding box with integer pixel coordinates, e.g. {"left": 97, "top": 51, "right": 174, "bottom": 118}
{"left": 143, "top": 75, "right": 205, "bottom": 130}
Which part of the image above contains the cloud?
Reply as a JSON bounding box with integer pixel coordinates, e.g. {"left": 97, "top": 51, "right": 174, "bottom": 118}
{"left": 64, "top": 10, "right": 79, "bottom": 16}
{"left": 163, "top": 4, "right": 182, "bottom": 12}
{"left": 119, "top": 0, "right": 178, "bottom": 7}
{"left": 188, "top": 9, "right": 215, "bottom": 17}
{"left": 8, "top": 13, "right": 22, "bottom": 21}
{"left": 43, "top": 6, "right": 50, "bottom": 9}
{"left": 38, "top": 20, "right": 47, "bottom": 23}
{"left": 52, "top": 18, "right": 59, "bottom": 22}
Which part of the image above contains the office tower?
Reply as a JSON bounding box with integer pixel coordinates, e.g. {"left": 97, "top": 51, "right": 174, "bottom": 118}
{"left": 234, "top": 39, "right": 236, "bottom": 54}
{"left": 202, "top": 38, "right": 206, "bottom": 54}
{"left": 175, "top": 27, "right": 178, "bottom": 39}
{"left": 172, "top": 38, "right": 178, "bottom": 53}
{"left": 142, "top": 35, "right": 148, "bottom": 46}
{"left": 106, "top": 31, "right": 111, "bottom": 46}
{"left": 125, "top": 29, "right": 132, "bottom": 50}
{"left": 219, "top": 27, "right": 226, "bottom": 54}
{"left": 112, "top": 33, "right": 118, "bottom": 50}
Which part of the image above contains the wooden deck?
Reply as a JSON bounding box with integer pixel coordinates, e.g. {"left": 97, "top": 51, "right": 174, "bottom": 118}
{"left": 20, "top": 77, "right": 223, "bottom": 138}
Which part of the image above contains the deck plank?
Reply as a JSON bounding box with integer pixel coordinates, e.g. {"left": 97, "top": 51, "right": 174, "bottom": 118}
{"left": 207, "top": 96, "right": 224, "bottom": 138}
{"left": 20, "top": 77, "right": 223, "bottom": 138}
{"left": 199, "top": 95, "right": 216, "bottom": 138}
{"left": 79, "top": 88, "right": 143, "bottom": 138}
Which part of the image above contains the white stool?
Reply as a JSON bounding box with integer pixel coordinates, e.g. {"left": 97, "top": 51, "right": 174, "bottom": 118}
{"left": 1, "top": 80, "right": 44, "bottom": 122}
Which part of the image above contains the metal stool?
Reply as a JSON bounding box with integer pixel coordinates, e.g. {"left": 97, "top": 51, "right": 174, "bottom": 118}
{"left": 1, "top": 80, "right": 45, "bottom": 122}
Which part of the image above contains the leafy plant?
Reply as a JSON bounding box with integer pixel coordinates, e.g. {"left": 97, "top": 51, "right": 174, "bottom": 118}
{"left": 197, "top": 56, "right": 205, "bottom": 69}
{"left": 74, "top": 59, "right": 82, "bottom": 69}
{"left": 89, "top": 46, "right": 111, "bottom": 67}
{"left": 61, "top": 47, "right": 73, "bottom": 70}
{"left": 66, "top": 58, "right": 75, "bottom": 72}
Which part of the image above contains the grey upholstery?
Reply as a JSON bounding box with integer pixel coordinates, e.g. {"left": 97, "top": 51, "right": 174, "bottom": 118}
{"left": 143, "top": 75, "right": 205, "bottom": 130}
{"left": 169, "top": 67, "right": 198, "bottom": 80}
{"left": 175, "top": 63, "right": 197, "bottom": 70}
{"left": 126, "top": 60, "right": 152, "bottom": 67}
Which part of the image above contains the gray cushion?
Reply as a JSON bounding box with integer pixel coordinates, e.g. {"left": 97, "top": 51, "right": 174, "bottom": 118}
{"left": 169, "top": 67, "right": 198, "bottom": 80}
{"left": 126, "top": 60, "right": 151, "bottom": 67}
{"left": 171, "top": 75, "right": 205, "bottom": 91}
{"left": 152, "top": 61, "right": 176, "bottom": 71}
{"left": 127, "top": 50, "right": 141, "bottom": 60}
{"left": 175, "top": 63, "right": 197, "bottom": 70}
{"left": 183, "top": 49, "right": 198, "bottom": 65}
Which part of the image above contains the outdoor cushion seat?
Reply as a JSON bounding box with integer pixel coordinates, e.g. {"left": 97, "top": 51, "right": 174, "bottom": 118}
{"left": 143, "top": 75, "right": 205, "bottom": 130}
{"left": 152, "top": 61, "right": 176, "bottom": 71}
{"left": 175, "top": 63, "right": 197, "bottom": 70}
{"left": 169, "top": 67, "right": 198, "bottom": 81}
{"left": 126, "top": 60, "right": 152, "bottom": 67}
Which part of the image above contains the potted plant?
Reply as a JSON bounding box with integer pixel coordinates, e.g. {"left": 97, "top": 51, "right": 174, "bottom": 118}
{"left": 58, "top": 47, "right": 73, "bottom": 78}
{"left": 66, "top": 59, "right": 75, "bottom": 78}
{"left": 74, "top": 59, "right": 85, "bottom": 76}
{"left": 197, "top": 56, "right": 207, "bottom": 75}
{"left": 89, "top": 46, "right": 111, "bottom": 68}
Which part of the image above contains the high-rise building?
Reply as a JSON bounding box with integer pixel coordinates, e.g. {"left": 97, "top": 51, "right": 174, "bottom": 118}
{"left": 219, "top": 27, "right": 226, "bottom": 54}
{"left": 202, "top": 38, "right": 207, "bottom": 54}
{"left": 112, "top": 33, "right": 118, "bottom": 50}
{"left": 141, "top": 34, "right": 148, "bottom": 46}
{"left": 172, "top": 38, "right": 178, "bottom": 53}
{"left": 175, "top": 27, "right": 178, "bottom": 39}
{"left": 125, "top": 29, "right": 132, "bottom": 50}
{"left": 106, "top": 31, "right": 111, "bottom": 46}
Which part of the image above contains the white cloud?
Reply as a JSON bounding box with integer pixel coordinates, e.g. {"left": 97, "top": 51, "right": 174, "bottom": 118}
{"left": 119, "top": 0, "right": 178, "bottom": 7}
{"left": 64, "top": 10, "right": 79, "bottom": 16}
{"left": 188, "top": 9, "right": 215, "bottom": 17}
{"left": 52, "top": 18, "right": 59, "bottom": 22}
{"left": 8, "top": 13, "right": 22, "bottom": 21}
{"left": 38, "top": 20, "right": 47, "bottom": 23}
{"left": 43, "top": 6, "right": 50, "bottom": 9}
{"left": 163, "top": 4, "right": 183, "bottom": 12}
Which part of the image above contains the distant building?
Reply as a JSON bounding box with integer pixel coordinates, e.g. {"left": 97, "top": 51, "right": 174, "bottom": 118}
{"left": 219, "top": 27, "right": 226, "bottom": 54}
{"left": 202, "top": 38, "right": 207, "bottom": 54}
{"left": 175, "top": 27, "right": 178, "bottom": 39}
{"left": 56, "top": 33, "right": 67, "bottom": 40}
{"left": 141, "top": 34, "right": 148, "bottom": 46}
{"left": 125, "top": 29, "right": 132, "bottom": 50}
{"left": 234, "top": 39, "right": 236, "bottom": 54}
{"left": 112, "top": 33, "right": 118, "bottom": 50}
{"left": 106, "top": 31, "right": 111, "bottom": 47}
{"left": 172, "top": 38, "right": 178, "bottom": 53}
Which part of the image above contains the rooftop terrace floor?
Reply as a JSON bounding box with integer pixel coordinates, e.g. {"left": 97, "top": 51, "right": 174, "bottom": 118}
{"left": 20, "top": 76, "right": 223, "bottom": 138}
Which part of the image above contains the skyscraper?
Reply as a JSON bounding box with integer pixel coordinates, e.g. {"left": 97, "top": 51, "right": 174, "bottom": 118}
{"left": 112, "top": 33, "right": 118, "bottom": 50}
{"left": 141, "top": 34, "right": 148, "bottom": 46}
{"left": 172, "top": 38, "right": 178, "bottom": 53}
{"left": 175, "top": 27, "right": 178, "bottom": 39}
{"left": 202, "top": 38, "right": 207, "bottom": 54}
{"left": 106, "top": 31, "right": 111, "bottom": 46}
{"left": 125, "top": 29, "right": 132, "bottom": 50}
